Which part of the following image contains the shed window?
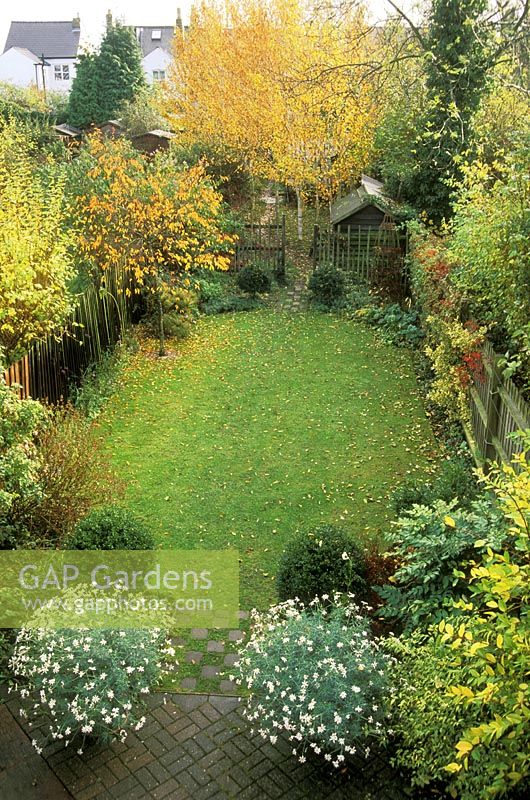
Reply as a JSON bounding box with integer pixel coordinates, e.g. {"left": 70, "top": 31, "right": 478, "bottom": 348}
{"left": 151, "top": 29, "right": 162, "bottom": 40}
{"left": 152, "top": 70, "right": 166, "bottom": 81}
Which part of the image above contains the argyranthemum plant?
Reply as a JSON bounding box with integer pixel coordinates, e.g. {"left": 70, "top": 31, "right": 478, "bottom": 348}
{"left": 10, "top": 626, "right": 175, "bottom": 754}
{"left": 235, "top": 594, "right": 396, "bottom": 767}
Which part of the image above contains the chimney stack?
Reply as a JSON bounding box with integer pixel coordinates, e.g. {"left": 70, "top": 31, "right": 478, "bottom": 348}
{"left": 72, "top": 14, "right": 81, "bottom": 32}
{"left": 176, "top": 8, "right": 183, "bottom": 31}
{"left": 106, "top": 10, "right": 113, "bottom": 31}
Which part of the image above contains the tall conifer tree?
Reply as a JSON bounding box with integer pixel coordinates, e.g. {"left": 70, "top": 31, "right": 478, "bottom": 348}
{"left": 67, "top": 22, "right": 145, "bottom": 127}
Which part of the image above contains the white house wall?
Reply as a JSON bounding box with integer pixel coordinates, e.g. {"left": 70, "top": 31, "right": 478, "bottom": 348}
{"left": 0, "top": 48, "right": 77, "bottom": 93}
{"left": 47, "top": 57, "right": 77, "bottom": 93}
{"left": 142, "top": 47, "right": 172, "bottom": 84}
{"left": 0, "top": 48, "right": 40, "bottom": 89}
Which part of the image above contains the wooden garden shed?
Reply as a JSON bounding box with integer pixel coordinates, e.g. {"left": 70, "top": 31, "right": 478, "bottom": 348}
{"left": 330, "top": 175, "right": 398, "bottom": 230}
{"left": 131, "top": 129, "right": 175, "bottom": 154}
{"left": 90, "top": 119, "right": 125, "bottom": 138}
{"left": 313, "top": 175, "right": 408, "bottom": 296}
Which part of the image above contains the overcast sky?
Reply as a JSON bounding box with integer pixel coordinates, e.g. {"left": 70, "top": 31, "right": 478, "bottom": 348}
{"left": 0, "top": 1, "right": 414, "bottom": 52}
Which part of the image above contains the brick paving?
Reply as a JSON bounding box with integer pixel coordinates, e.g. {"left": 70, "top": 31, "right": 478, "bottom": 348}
{"left": 1, "top": 691, "right": 411, "bottom": 800}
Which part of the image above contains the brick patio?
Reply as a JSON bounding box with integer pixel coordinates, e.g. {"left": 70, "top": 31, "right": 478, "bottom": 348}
{"left": 1, "top": 691, "right": 411, "bottom": 800}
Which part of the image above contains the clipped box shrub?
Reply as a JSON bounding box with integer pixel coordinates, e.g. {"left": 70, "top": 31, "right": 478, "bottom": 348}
{"left": 236, "top": 264, "right": 271, "bottom": 296}
{"left": 308, "top": 264, "right": 345, "bottom": 307}
{"left": 277, "top": 524, "right": 367, "bottom": 604}
{"left": 66, "top": 506, "right": 155, "bottom": 550}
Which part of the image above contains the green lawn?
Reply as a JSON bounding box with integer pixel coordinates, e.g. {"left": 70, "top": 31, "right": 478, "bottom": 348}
{"left": 102, "top": 310, "right": 438, "bottom": 610}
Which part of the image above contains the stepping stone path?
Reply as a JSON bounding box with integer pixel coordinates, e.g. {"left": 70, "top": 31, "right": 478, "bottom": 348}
{"left": 172, "top": 612, "right": 249, "bottom": 695}
{"left": 1, "top": 691, "right": 412, "bottom": 800}
{"left": 282, "top": 278, "right": 309, "bottom": 312}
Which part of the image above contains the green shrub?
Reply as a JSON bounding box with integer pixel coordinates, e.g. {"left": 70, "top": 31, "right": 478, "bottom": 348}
{"left": 344, "top": 283, "right": 373, "bottom": 311}
{"left": 159, "top": 310, "right": 191, "bottom": 340}
{"left": 377, "top": 497, "right": 505, "bottom": 631}
{"left": 355, "top": 303, "right": 423, "bottom": 348}
{"left": 308, "top": 264, "right": 345, "bottom": 307}
{"left": 385, "top": 633, "right": 474, "bottom": 790}
{"left": 67, "top": 506, "right": 155, "bottom": 550}
{"left": 0, "top": 367, "right": 47, "bottom": 548}
{"left": 277, "top": 524, "right": 367, "bottom": 604}
{"left": 198, "top": 275, "right": 263, "bottom": 315}
{"left": 198, "top": 278, "right": 226, "bottom": 309}
{"left": 236, "top": 596, "right": 395, "bottom": 766}
{"left": 13, "top": 407, "right": 123, "bottom": 546}
{"left": 392, "top": 453, "right": 480, "bottom": 515}
{"left": 236, "top": 264, "right": 271, "bottom": 296}
{"left": 146, "top": 283, "right": 197, "bottom": 342}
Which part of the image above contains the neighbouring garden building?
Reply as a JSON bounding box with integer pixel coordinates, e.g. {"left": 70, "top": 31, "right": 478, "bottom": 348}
{"left": 330, "top": 175, "right": 400, "bottom": 230}
{"left": 0, "top": 18, "right": 81, "bottom": 92}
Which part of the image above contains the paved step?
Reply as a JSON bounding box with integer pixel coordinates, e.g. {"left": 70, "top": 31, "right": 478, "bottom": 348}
{"left": 0, "top": 703, "right": 73, "bottom": 800}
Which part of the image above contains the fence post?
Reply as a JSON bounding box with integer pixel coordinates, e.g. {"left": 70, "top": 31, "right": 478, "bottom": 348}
{"left": 484, "top": 353, "right": 501, "bottom": 467}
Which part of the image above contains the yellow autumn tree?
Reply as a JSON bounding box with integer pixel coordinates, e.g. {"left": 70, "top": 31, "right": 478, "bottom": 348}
{"left": 0, "top": 121, "right": 74, "bottom": 364}
{"left": 73, "top": 134, "right": 236, "bottom": 352}
{"left": 267, "top": 2, "right": 379, "bottom": 236}
{"left": 163, "top": 0, "right": 379, "bottom": 237}
{"left": 74, "top": 135, "right": 235, "bottom": 284}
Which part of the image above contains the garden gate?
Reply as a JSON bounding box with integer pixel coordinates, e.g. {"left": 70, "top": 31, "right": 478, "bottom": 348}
{"left": 234, "top": 214, "right": 286, "bottom": 274}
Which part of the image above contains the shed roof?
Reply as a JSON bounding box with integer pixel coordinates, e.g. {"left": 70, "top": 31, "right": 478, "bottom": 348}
{"left": 330, "top": 175, "right": 399, "bottom": 226}
{"left": 93, "top": 119, "right": 124, "bottom": 129}
{"left": 135, "top": 26, "right": 175, "bottom": 57}
{"left": 53, "top": 123, "right": 82, "bottom": 138}
{"left": 142, "top": 129, "right": 175, "bottom": 139}
{"left": 4, "top": 21, "right": 81, "bottom": 59}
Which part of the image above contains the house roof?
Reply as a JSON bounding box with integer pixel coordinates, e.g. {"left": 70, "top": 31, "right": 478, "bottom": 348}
{"left": 4, "top": 21, "right": 81, "bottom": 59}
{"left": 9, "top": 46, "right": 44, "bottom": 63}
{"left": 135, "top": 26, "right": 175, "bottom": 57}
{"left": 330, "top": 175, "right": 399, "bottom": 225}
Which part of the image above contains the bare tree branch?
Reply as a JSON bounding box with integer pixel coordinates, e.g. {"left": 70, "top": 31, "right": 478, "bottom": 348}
{"left": 384, "top": 0, "right": 427, "bottom": 49}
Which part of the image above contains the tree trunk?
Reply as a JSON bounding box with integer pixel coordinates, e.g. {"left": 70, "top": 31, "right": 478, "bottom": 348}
{"left": 157, "top": 285, "right": 166, "bottom": 357}
{"left": 295, "top": 188, "right": 303, "bottom": 241}
{"left": 315, "top": 192, "right": 320, "bottom": 223}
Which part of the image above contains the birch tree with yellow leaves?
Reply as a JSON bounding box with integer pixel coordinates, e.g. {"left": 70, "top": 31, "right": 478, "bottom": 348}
{"left": 163, "top": 0, "right": 379, "bottom": 238}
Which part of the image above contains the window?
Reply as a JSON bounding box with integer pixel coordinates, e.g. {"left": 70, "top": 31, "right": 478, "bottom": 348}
{"left": 151, "top": 29, "right": 162, "bottom": 40}
{"left": 54, "top": 64, "right": 70, "bottom": 81}
{"left": 152, "top": 70, "right": 166, "bottom": 81}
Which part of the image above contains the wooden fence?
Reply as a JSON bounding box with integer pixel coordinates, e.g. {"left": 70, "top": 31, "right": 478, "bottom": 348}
{"left": 234, "top": 215, "right": 286, "bottom": 273}
{"left": 3, "top": 266, "right": 134, "bottom": 404}
{"left": 312, "top": 223, "right": 409, "bottom": 294}
{"left": 469, "top": 340, "right": 530, "bottom": 466}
